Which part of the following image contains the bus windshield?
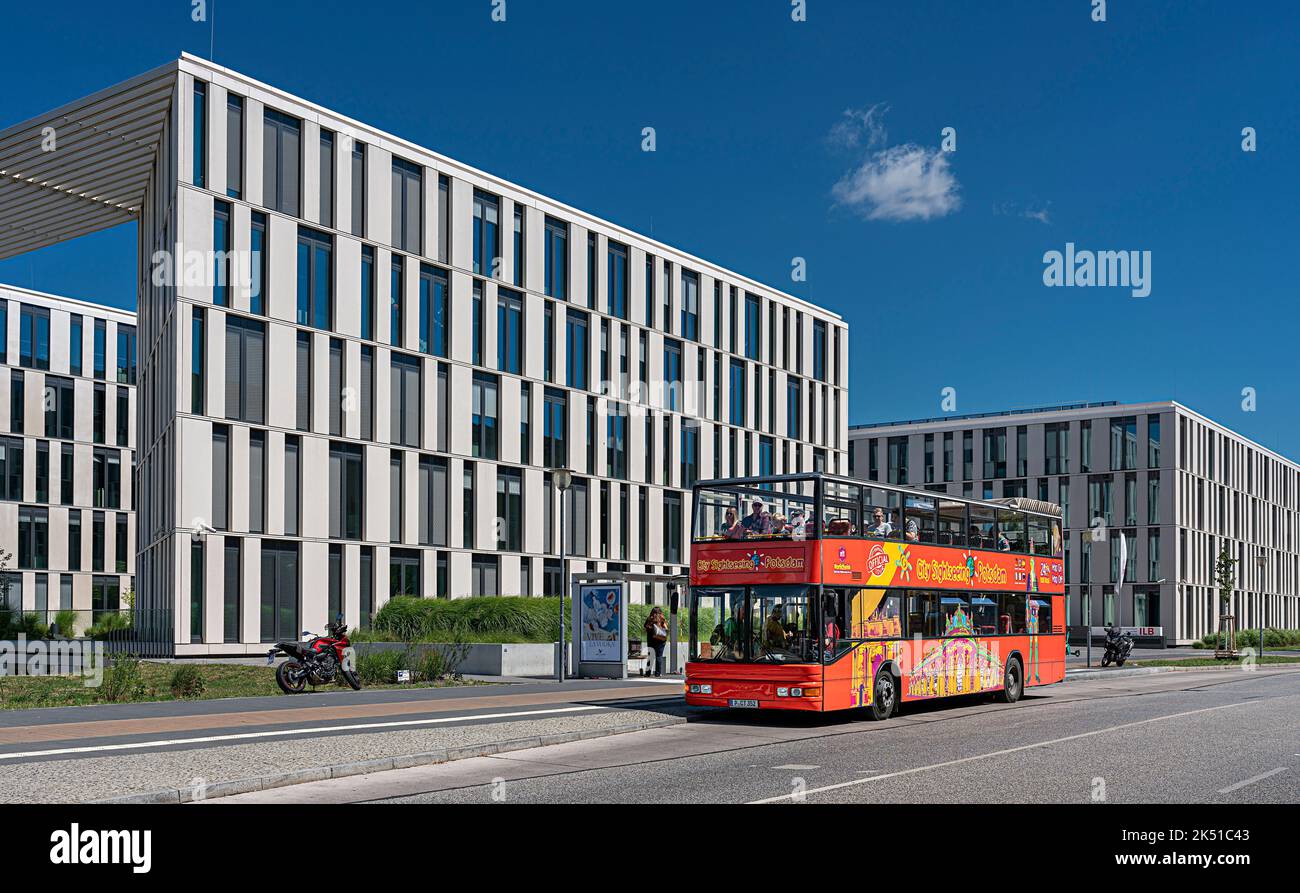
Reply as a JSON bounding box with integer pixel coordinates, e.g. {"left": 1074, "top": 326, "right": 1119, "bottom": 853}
{"left": 691, "top": 585, "right": 817, "bottom": 664}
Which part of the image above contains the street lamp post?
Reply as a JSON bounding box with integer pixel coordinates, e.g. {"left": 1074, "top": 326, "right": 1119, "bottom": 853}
{"left": 549, "top": 468, "right": 573, "bottom": 683}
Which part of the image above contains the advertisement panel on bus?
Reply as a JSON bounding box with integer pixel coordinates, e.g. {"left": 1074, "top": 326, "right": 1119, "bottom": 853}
{"left": 822, "top": 541, "right": 1064, "bottom": 594}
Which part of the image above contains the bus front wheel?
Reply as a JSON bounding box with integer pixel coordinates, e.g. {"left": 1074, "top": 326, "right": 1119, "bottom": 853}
{"left": 997, "top": 657, "right": 1023, "bottom": 704}
{"left": 869, "top": 670, "right": 897, "bottom": 721}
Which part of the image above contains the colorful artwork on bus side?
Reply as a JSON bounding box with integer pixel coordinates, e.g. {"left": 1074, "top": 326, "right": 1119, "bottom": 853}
{"left": 823, "top": 541, "right": 1064, "bottom": 595}
{"left": 905, "top": 637, "right": 1003, "bottom": 699}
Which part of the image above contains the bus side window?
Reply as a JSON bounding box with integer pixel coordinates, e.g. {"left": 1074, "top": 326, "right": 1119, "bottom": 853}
{"left": 1000, "top": 593, "right": 1028, "bottom": 634}
{"left": 906, "top": 592, "right": 941, "bottom": 638}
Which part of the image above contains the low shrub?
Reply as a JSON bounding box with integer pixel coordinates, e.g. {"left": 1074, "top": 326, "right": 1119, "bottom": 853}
{"left": 169, "top": 665, "right": 206, "bottom": 699}
{"left": 86, "top": 613, "right": 133, "bottom": 639}
{"left": 1193, "top": 627, "right": 1300, "bottom": 650}
{"left": 102, "top": 655, "right": 148, "bottom": 703}
{"left": 372, "top": 596, "right": 572, "bottom": 643}
{"left": 355, "top": 649, "right": 405, "bottom": 685}
{"left": 53, "top": 609, "right": 80, "bottom": 638}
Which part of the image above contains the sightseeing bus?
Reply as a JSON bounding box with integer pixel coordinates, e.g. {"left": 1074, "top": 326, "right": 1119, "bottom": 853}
{"left": 686, "top": 473, "right": 1065, "bottom": 718}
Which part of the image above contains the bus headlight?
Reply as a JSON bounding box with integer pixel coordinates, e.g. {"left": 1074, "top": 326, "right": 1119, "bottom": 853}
{"left": 776, "top": 687, "right": 789, "bottom": 697}
{"left": 700, "top": 684, "right": 712, "bottom": 694}
{"left": 790, "top": 688, "right": 803, "bottom": 697}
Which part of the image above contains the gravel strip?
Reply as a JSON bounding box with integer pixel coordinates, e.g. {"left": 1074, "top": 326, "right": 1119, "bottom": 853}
{"left": 0, "top": 706, "right": 681, "bottom": 804}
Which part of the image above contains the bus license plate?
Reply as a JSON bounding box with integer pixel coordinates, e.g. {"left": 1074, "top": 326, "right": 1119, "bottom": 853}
{"left": 728, "top": 698, "right": 759, "bottom": 709}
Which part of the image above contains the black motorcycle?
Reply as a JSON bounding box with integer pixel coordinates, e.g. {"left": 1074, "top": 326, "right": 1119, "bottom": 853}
{"left": 267, "top": 618, "right": 362, "bottom": 694}
{"left": 1100, "top": 626, "right": 1134, "bottom": 667}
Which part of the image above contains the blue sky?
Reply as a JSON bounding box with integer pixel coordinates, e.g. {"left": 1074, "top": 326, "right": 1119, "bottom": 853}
{"left": 1, "top": 0, "right": 1296, "bottom": 456}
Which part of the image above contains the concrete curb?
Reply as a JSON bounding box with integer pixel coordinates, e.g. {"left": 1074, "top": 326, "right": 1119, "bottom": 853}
{"left": 1065, "top": 662, "right": 1298, "bottom": 682}
{"left": 91, "top": 714, "right": 687, "bottom": 805}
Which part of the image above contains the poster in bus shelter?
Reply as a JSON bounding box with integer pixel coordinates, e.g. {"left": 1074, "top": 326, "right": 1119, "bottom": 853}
{"left": 579, "top": 585, "right": 623, "bottom": 662}
{"left": 823, "top": 541, "right": 1064, "bottom": 594}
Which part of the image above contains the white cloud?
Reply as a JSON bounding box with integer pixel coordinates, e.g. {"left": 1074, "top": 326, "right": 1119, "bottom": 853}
{"left": 832, "top": 144, "right": 961, "bottom": 222}
{"left": 827, "top": 102, "right": 890, "bottom": 151}
{"left": 994, "top": 200, "right": 1052, "bottom": 224}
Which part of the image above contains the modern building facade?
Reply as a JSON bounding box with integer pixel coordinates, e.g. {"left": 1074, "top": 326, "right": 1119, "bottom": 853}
{"left": 0, "top": 285, "right": 137, "bottom": 631}
{"left": 848, "top": 401, "right": 1300, "bottom": 646}
{"left": 0, "top": 55, "right": 848, "bottom": 654}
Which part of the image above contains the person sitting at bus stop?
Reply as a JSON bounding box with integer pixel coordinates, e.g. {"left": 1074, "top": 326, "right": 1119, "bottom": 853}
{"left": 719, "top": 507, "right": 745, "bottom": 540}
{"left": 866, "top": 507, "right": 893, "bottom": 538}
{"left": 741, "top": 499, "right": 771, "bottom": 536}
{"left": 765, "top": 606, "right": 789, "bottom": 650}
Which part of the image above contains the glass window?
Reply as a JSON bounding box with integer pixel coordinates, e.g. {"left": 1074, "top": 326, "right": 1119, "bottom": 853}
{"left": 971, "top": 595, "right": 999, "bottom": 636}
{"left": 351, "top": 140, "right": 366, "bottom": 237}
{"left": 903, "top": 495, "right": 936, "bottom": 544}
{"left": 225, "top": 317, "right": 266, "bottom": 424}
{"left": 193, "top": 80, "right": 207, "bottom": 187}
{"left": 473, "top": 190, "right": 500, "bottom": 277}
{"left": 359, "top": 245, "right": 375, "bottom": 340}
{"left": 497, "top": 287, "right": 523, "bottom": 374}
{"left": 68, "top": 313, "right": 82, "bottom": 375}
{"left": 390, "top": 255, "right": 403, "bottom": 346}
{"left": 263, "top": 108, "right": 301, "bottom": 216}
{"left": 471, "top": 373, "right": 499, "bottom": 459}
{"left": 496, "top": 468, "right": 523, "bottom": 552}
{"left": 512, "top": 205, "right": 525, "bottom": 287}
{"left": 328, "top": 442, "right": 364, "bottom": 540}
{"left": 19, "top": 305, "right": 50, "bottom": 369}
{"left": 391, "top": 157, "right": 423, "bottom": 254}
{"left": 250, "top": 212, "right": 266, "bottom": 314}
{"left": 905, "top": 591, "right": 942, "bottom": 638}
{"left": 296, "top": 227, "right": 333, "bottom": 329}
{"left": 390, "top": 353, "right": 421, "bottom": 448}
{"left": 1000, "top": 593, "right": 1028, "bottom": 634}
{"left": 566, "top": 309, "right": 589, "bottom": 389}
{"left": 680, "top": 269, "right": 699, "bottom": 340}
{"left": 419, "top": 264, "right": 449, "bottom": 357}
{"left": 937, "top": 500, "right": 967, "bottom": 546}
{"left": 996, "top": 509, "right": 1026, "bottom": 553}
{"left": 295, "top": 331, "right": 312, "bottom": 431}
{"left": 607, "top": 241, "right": 628, "bottom": 319}
{"left": 544, "top": 216, "right": 568, "bottom": 299}
{"left": 744, "top": 293, "right": 761, "bottom": 359}
{"left": 318, "top": 129, "right": 334, "bottom": 228}
{"left": 750, "top": 586, "right": 815, "bottom": 663}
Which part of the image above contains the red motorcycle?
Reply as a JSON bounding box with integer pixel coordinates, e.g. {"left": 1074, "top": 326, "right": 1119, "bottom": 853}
{"left": 268, "top": 617, "right": 362, "bottom": 693}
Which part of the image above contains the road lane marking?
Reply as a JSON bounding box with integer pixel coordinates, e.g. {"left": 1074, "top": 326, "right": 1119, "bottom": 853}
{"left": 1218, "top": 767, "right": 1286, "bottom": 794}
{"left": 772, "top": 764, "right": 819, "bottom": 770}
{"left": 0, "top": 705, "right": 608, "bottom": 762}
{"left": 749, "top": 701, "right": 1253, "bottom": 804}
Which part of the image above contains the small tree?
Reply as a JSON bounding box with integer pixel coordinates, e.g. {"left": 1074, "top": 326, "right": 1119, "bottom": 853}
{"left": 1213, "top": 546, "right": 1238, "bottom": 653}
{"left": 0, "top": 547, "right": 14, "bottom": 635}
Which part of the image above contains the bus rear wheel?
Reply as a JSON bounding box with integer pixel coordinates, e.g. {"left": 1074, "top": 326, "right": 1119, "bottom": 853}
{"left": 997, "top": 657, "right": 1023, "bottom": 704}
{"left": 868, "top": 670, "right": 897, "bottom": 721}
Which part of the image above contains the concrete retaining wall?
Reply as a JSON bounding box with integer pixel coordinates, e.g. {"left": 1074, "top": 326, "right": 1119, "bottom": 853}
{"left": 354, "top": 642, "right": 557, "bottom": 677}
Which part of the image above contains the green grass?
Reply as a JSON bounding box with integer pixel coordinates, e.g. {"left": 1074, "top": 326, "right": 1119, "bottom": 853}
{"left": 0, "top": 660, "right": 486, "bottom": 711}
{"left": 1133, "top": 654, "right": 1300, "bottom": 668}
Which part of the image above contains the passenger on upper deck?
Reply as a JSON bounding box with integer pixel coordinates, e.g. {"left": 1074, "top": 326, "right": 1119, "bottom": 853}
{"left": 903, "top": 514, "right": 920, "bottom": 542}
{"left": 718, "top": 507, "right": 745, "bottom": 540}
{"left": 865, "top": 507, "right": 893, "bottom": 538}
{"left": 768, "top": 514, "right": 790, "bottom": 538}
{"left": 997, "top": 530, "right": 1011, "bottom": 552}
{"left": 740, "top": 499, "right": 771, "bottom": 536}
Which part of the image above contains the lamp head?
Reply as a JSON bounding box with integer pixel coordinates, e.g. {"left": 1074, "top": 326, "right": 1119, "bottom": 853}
{"left": 550, "top": 468, "right": 573, "bottom": 491}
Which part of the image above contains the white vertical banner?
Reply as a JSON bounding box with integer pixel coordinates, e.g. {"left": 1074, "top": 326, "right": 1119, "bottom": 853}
{"left": 1116, "top": 530, "right": 1128, "bottom": 592}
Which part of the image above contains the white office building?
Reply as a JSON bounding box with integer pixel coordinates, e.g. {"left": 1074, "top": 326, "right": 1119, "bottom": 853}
{"left": 0, "top": 285, "right": 137, "bottom": 630}
{"left": 0, "top": 55, "right": 848, "bottom": 654}
{"left": 848, "top": 401, "right": 1300, "bottom": 646}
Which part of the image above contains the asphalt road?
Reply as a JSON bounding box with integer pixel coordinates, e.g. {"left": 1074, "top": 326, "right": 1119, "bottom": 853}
{"left": 211, "top": 666, "right": 1300, "bottom": 804}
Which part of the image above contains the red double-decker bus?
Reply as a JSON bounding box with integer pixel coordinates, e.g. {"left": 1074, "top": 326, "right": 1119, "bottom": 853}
{"left": 685, "top": 473, "right": 1065, "bottom": 718}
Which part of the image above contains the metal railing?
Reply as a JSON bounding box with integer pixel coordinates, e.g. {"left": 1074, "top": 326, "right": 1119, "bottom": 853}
{"left": 0, "top": 608, "right": 175, "bottom": 659}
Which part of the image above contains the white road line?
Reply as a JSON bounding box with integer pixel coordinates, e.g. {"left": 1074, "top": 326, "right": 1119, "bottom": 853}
{"left": 772, "top": 764, "right": 819, "bottom": 770}
{"left": 1218, "top": 767, "right": 1286, "bottom": 794}
{"left": 749, "top": 701, "right": 1253, "bottom": 804}
{"left": 631, "top": 677, "right": 685, "bottom": 685}
{"left": 0, "top": 705, "right": 608, "bottom": 762}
